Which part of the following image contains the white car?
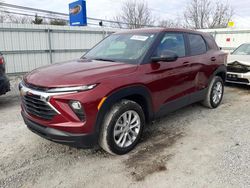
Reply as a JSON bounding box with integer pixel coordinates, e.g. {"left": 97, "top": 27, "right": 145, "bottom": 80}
{"left": 227, "top": 43, "right": 250, "bottom": 85}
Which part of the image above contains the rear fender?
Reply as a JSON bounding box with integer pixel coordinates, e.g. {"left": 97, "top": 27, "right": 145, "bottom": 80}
{"left": 210, "top": 65, "right": 227, "bottom": 83}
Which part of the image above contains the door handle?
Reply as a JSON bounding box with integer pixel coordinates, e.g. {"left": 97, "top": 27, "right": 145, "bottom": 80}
{"left": 183, "top": 61, "right": 190, "bottom": 66}
{"left": 211, "top": 57, "right": 216, "bottom": 61}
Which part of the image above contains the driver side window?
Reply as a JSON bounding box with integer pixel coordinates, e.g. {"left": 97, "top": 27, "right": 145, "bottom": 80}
{"left": 155, "top": 33, "right": 186, "bottom": 58}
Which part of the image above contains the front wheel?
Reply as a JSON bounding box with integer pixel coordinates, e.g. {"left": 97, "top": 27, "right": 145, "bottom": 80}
{"left": 202, "top": 76, "right": 224, "bottom": 108}
{"left": 99, "top": 100, "right": 145, "bottom": 155}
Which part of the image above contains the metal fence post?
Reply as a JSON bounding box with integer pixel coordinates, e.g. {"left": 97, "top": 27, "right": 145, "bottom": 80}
{"left": 102, "top": 28, "right": 105, "bottom": 39}
{"left": 47, "top": 29, "right": 53, "bottom": 64}
{"left": 214, "top": 31, "right": 217, "bottom": 41}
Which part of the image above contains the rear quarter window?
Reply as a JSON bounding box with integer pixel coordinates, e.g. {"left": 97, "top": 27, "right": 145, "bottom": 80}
{"left": 204, "top": 35, "right": 219, "bottom": 50}
{"left": 188, "top": 34, "right": 207, "bottom": 56}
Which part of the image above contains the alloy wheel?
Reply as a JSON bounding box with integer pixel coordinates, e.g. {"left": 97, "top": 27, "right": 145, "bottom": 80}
{"left": 113, "top": 110, "right": 141, "bottom": 148}
{"left": 212, "top": 81, "right": 223, "bottom": 104}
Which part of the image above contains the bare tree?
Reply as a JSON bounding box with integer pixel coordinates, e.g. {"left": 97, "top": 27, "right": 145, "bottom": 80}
{"left": 184, "top": 0, "right": 234, "bottom": 29}
{"left": 159, "top": 17, "right": 182, "bottom": 28}
{"left": 114, "top": 0, "right": 155, "bottom": 29}
{"left": 210, "top": 1, "right": 234, "bottom": 28}
{"left": 32, "top": 14, "right": 43, "bottom": 24}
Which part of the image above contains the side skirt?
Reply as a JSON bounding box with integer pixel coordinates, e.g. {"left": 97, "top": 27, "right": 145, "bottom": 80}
{"left": 155, "top": 89, "right": 207, "bottom": 119}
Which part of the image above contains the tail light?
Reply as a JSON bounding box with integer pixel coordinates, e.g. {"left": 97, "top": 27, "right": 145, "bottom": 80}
{"left": 0, "top": 56, "right": 4, "bottom": 65}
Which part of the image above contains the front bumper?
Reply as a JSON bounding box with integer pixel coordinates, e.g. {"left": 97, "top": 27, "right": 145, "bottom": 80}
{"left": 0, "top": 75, "right": 10, "bottom": 95}
{"left": 22, "top": 112, "right": 97, "bottom": 148}
{"left": 226, "top": 71, "right": 250, "bottom": 85}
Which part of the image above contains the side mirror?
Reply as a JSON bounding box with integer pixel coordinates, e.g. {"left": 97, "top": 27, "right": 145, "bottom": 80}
{"left": 151, "top": 50, "right": 178, "bottom": 62}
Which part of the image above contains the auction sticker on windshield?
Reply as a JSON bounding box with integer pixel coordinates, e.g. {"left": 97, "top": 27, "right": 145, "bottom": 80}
{"left": 130, "top": 35, "right": 149, "bottom": 41}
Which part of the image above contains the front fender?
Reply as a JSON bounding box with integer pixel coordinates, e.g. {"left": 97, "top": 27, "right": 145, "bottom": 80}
{"left": 94, "top": 85, "right": 154, "bottom": 136}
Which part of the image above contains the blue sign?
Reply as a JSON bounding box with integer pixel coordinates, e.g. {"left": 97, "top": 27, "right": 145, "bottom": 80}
{"left": 69, "top": 0, "right": 87, "bottom": 26}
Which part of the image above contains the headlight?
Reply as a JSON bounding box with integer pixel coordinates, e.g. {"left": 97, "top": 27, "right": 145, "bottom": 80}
{"left": 47, "top": 84, "right": 97, "bottom": 93}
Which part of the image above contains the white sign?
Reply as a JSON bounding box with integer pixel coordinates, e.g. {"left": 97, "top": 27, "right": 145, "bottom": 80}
{"left": 130, "top": 35, "right": 149, "bottom": 41}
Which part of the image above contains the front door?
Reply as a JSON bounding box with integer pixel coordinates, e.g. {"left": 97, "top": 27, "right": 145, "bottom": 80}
{"left": 146, "top": 32, "right": 194, "bottom": 113}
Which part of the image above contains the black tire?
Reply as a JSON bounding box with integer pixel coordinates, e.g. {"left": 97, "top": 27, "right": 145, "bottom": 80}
{"left": 202, "top": 76, "right": 224, "bottom": 108}
{"left": 99, "top": 100, "right": 145, "bottom": 155}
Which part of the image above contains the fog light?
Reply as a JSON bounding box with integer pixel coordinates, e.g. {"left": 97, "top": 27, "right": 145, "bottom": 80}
{"left": 71, "top": 101, "right": 82, "bottom": 110}
{"left": 69, "top": 101, "right": 85, "bottom": 121}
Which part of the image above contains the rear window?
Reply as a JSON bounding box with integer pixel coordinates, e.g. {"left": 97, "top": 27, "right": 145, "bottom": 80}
{"left": 188, "top": 34, "right": 207, "bottom": 56}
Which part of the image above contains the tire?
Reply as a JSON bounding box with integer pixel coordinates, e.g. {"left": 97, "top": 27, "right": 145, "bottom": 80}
{"left": 99, "top": 100, "right": 145, "bottom": 155}
{"left": 202, "top": 76, "right": 224, "bottom": 109}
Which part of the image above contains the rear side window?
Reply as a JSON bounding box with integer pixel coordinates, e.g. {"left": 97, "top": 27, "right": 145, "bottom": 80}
{"left": 188, "top": 34, "right": 207, "bottom": 56}
{"left": 155, "top": 33, "right": 186, "bottom": 57}
{"left": 204, "top": 35, "right": 219, "bottom": 50}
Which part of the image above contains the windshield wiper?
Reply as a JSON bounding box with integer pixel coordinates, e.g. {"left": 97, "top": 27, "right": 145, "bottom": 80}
{"left": 93, "top": 58, "right": 116, "bottom": 62}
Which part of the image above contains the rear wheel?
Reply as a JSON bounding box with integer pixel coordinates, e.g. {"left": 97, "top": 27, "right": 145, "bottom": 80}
{"left": 202, "top": 76, "right": 224, "bottom": 108}
{"left": 99, "top": 100, "right": 145, "bottom": 155}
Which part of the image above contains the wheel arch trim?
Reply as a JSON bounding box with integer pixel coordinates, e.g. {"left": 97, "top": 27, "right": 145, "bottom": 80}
{"left": 94, "top": 85, "right": 154, "bottom": 137}
{"left": 212, "top": 65, "right": 227, "bottom": 82}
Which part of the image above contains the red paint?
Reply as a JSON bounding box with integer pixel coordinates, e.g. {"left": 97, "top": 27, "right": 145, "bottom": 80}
{"left": 226, "top": 38, "right": 231, "bottom": 42}
{"left": 0, "top": 56, "right": 4, "bottom": 64}
{"left": 21, "top": 28, "right": 227, "bottom": 136}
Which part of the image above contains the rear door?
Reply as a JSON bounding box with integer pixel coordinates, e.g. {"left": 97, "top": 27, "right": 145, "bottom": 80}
{"left": 185, "top": 33, "right": 212, "bottom": 91}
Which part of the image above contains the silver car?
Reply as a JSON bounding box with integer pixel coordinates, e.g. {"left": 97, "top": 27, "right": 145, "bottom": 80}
{"left": 227, "top": 43, "right": 250, "bottom": 85}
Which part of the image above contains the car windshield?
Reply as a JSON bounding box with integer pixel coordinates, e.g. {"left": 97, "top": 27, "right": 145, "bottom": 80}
{"left": 232, "top": 44, "right": 250, "bottom": 55}
{"left": 83, "top": 33, "right": 157, "bottom": 64}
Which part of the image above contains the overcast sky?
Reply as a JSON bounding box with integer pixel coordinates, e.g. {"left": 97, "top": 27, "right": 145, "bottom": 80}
{"left": 6, "top": 0, "right": 250, "bottom": 28}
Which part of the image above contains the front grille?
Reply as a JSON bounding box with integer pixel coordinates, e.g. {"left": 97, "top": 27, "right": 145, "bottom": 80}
{"left": 227, "top": 62, "right": 250, "bottom": 73}
{"left": 227, "top": 77, "right": 249, "bottom": 84}
{"left": 22, "top": 94, "right": 57, "bottom": 120}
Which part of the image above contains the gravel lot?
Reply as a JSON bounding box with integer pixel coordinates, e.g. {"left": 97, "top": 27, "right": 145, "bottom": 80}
{"left": 0, "top": 76, "right": 250, "bottom": 188}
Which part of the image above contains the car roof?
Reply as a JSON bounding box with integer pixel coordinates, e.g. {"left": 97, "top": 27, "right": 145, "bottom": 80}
{"left": 115, "top": 27, "right": 208, "bottom": 36}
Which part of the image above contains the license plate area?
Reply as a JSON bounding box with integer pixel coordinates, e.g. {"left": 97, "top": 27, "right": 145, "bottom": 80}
{"left": 227, "top": 74, "right": 238, "bottom": 81}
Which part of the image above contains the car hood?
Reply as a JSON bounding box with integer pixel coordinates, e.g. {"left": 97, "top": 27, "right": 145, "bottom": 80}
{"left": 24, "top": 59, "right": 138, "bottom": 88}
{"left": 228, "top": 55, "right": 250, "bottom": 66}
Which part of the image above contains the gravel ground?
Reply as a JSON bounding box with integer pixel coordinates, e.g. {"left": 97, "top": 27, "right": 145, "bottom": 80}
{"left": 0, "top": 77, "right": 250, "bottom": 188}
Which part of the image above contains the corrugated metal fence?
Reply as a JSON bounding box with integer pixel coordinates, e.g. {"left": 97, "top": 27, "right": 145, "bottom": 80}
{"left": 200, "top": 28, "right": 250, "bottom": 52}
{"left": 1, "top": 24, "right": 250, "bottom": 74}
{"left": 0, "top": 23, "right": 117, "bottom": 74}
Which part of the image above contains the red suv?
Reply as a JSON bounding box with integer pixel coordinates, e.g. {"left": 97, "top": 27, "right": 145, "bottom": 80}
{"left": 20, "top": 28, "right": 227, "bottom": 155}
